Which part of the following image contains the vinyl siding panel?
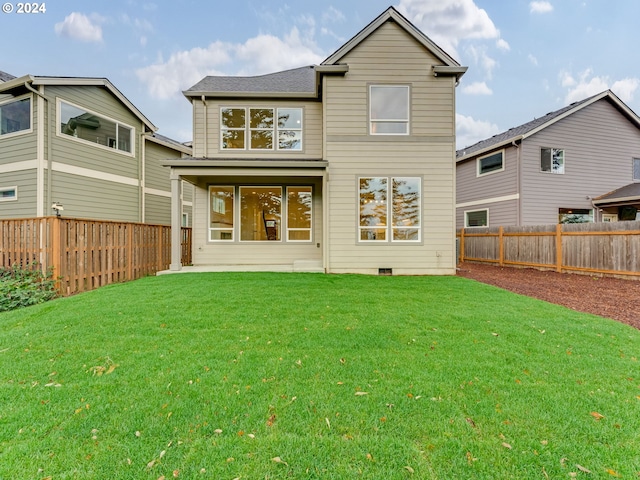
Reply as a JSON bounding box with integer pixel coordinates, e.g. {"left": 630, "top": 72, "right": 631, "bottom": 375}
{"left": 456, "top": 199, "right": 518, "bottom": 229}
{"left": 145, "top": 141, "right": 174, "bottom": 191}
{"left": 191, "top": 179, "right": 323, "bottom": 266}
{"left": 456, "top": 147, "right": 518, "bottom": 204}
{"left": 520, "top": 99, "right": 640, "bottom": 225}
{"left": 0, "top": 169, "right": 37, "bottom": 218}
{"left": 323, "top": 21, "right": 457, "bottom": 274}
{"left": 50, "top": 171, "right": 140, "bottom": 221}
{"left": 197, "top": 100, "right": 322, "bottom": 159}
{"left": 145, "top": 193, "right": 171, "bottom": 225}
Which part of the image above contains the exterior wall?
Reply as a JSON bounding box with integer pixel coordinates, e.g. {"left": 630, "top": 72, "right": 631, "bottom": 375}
{"left": 0, "top": 169, "right": 38, "bottom": 218}
{"left": 190, "top": 177, "right": 323, "bottom": 266}
{"left": 520, "top": 100, "right": 640, "bottom": 225}
{"left": 145, "top": 194, "right": 171, "bottom": 225}
{"left": 324, "top": 21, "right": 458, "bottom": 274}
{"left": 455, "top": 145, "right": 519, "bottom": 228}
{"left": 193, "top": 99, "right": 322, "bottom": 159}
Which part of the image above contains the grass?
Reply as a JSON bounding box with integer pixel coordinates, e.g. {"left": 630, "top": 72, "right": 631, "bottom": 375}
{"left": 1, "top": 272, "right": 639, "bottom": 479}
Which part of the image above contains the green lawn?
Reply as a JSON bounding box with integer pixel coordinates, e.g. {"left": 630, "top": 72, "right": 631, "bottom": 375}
{"left": 1, "top": 273, "right": 639, "bottom": 479}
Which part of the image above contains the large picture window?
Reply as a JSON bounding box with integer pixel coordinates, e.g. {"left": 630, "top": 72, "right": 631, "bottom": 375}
{"left": 559, "top": 208, "right": 593, "bottom": 224}
{"left": 240, "top": 187, "right": 282, "bottom": 241}
{"left": 359, "top": 177, "right": 421, "bottom": 242}
{"left": 59, "top": 100, "right": 133, "bottom": 154}
{"left": 541, "top": 147, "right": 564, "bottom": 174}
{"left": 221, "top": 107, "right": 302, "bottom": 151}
{"left": 0, "top": 96, "right": 31, "bottom": 136}
{"left": 369, "top": 85, "right": 409, "bottom": 135}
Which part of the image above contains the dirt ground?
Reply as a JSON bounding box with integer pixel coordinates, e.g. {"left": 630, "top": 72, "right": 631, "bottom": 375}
{"left": 456, "top": 262, "right": 640, "bottom": 330}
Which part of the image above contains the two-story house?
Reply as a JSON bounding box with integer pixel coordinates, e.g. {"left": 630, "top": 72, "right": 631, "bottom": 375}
{"left": 163, "top": 7, "right": 466, "bottom": 274}
{"left": 0, "top": 72, "right": 193, "bottom": 225}
{"left": 456, "top": 90, "right": 640, "bottom": 229}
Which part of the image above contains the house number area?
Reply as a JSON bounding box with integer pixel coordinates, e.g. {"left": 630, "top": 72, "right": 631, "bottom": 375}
{"left": 2, "top": 2, "right": 46, "bottom": 13}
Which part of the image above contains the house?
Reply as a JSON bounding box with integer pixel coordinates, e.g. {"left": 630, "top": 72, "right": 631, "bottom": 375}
{"left": 0, "top": 73, "right": 193, "bottom": 225}
{"left": 456, "top": 90, "right": 640, "bottom": 228}
{"left": 163, "top": 7, "right": 467, "bottom": 274}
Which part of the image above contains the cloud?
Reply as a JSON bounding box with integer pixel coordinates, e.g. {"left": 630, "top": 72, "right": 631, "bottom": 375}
{"left": 496, "top": 38, "right": 510, "bottom": 51}
{"left": 462, "top": 81, "right": 493, "bottom": 95}
{"left": 529, "top": 1, "right": 554, "bottom": 14}
{"left": 136, "top": 28, "right": 324, "bottom": 99}
{"left": 456, "top": 113, "right": 501, "bottom": 150}
{"left": 562, "top": 69, "right": 640, "bottom": 104}
{"left": 528, "top": 54, "right": 538, "bottom": 66}
{"left": 465, "top": 44, "right": 497, "bottom": 78}
{"left": 54, "top": 12, "right": 103, "bottom": 43}
{"left": 397, "top": 0, "right": 504, "bottom": 59}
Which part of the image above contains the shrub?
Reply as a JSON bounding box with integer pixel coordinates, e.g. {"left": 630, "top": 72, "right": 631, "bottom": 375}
{"left": 0, "top": 264, "right": 58, "bottom": 312}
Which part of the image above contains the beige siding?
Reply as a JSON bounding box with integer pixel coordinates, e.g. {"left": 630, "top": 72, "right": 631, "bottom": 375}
{"left": 520, "top": 99, "right": 640, "bottom": 225}
{"left": 145, "top": 193, "right": 171, "bottom": 225}
{"left": 145, "top": 141, "right": 175, "bottom": 191}
{"left": 191, "top": 179, "right": 323, "bottom": 266}
{"left": 324, "top": 21, "right": 458, "bottom": 274}
{"left": 195, "top": 100, "right": 322, "bottom": 159}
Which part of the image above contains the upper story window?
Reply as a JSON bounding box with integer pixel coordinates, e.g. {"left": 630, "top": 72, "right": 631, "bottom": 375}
{"left": 541, "top": 147, "right": 564, "bottom": 174}
{"left": 369, "top": 85, "right": 409, "bottom": 135}
{"left": 477, "top": 150, "right": 504, "bottom": 176}
{"left": 0, "top": 95, "right": 31, "bottom": 137}
{"left": 633, "top": 158, "right": 640, "bottom": 181}
{"left": 58, "top": 100, "right": 134, "bottom": 155}
{"left": 221, "top": 107, "right": 302, "bottom": 151}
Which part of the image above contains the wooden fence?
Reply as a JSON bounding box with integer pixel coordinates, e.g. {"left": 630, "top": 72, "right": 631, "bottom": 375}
{"left": 1, "top": 217, "right": 192, "bottom": 296}
{"left": 457, "top": 221, "right": 640, "bottom": 278}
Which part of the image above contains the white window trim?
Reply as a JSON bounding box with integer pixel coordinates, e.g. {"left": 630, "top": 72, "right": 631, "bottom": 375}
{"left": 0, "top": 186, "right": 18, "bottom": 202}
{"left": 464, "top": 208, "right": 489, "bottom": 228}
{"left": 0, "top": 94, "right": 33, "bottom": 139}
{"left": 286, "top": 186, "right": 313, "bottom": 242}
{"left": 56, "top": 98, "right": 135, "bottom": 157}
{"left": 208, "top": 185, "right": 235, "bottom": 242}
{"left": 476, "top": 149, "right": 505, "bottom": 177}
{"left": 220, "top": 107, "right": 304, "bottom": 152}
{"left": 369, "top": 85, "right": 410, "bottom": 136}
{"left": 358, "top": 176, "right": 421, "bottom": 243}
{"left": 540, "top": 147, "right": 565, "bottom": 174}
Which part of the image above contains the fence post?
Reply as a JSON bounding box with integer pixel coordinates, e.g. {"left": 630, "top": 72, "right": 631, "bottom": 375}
{"left": 498, "top": 226, "right": 504, "bottom": 267}
{"left": 51, "top": 217, "right": 63, "bottom": 294}
{"left": 459, "top": 228, "right": 465, "bottom": 264}
{"left": 555, "top": 223, "right": 562, "bottom": 272}
{"left": 127, "top": 224, "right": 134, "bottom": 281}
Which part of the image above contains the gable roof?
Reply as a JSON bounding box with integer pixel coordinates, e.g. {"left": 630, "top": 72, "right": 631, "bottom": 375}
{"left": 593, "top": 182, "right": 640, "bottom": 206}
{"left": 457, "top": 90, "right": 640, "bottom": 161}
{"left": 184, "top": 66, "right": 318, "bottom": 98}
{"left": 0, "top": 75, "right": 157, "bottom": 132}
{"left": 0, "top": 70, "right": 16, "bottom": 82}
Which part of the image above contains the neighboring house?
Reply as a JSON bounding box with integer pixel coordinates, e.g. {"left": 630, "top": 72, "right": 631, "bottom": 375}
{"left": 163, "top": 7, "right": 467, "bottom": 274}
{"left": 0, "top": 73, "right": 193, "bottom": 224}
{"left": 456, "top": 90, "right": 640, "bottom": 228}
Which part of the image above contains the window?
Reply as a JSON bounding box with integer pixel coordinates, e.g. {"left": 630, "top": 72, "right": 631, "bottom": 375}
{"left": 359, "top": 177, "right": 421, "bottom": 242}
{"left": 240, "top": 187, "right": 282, "bottom": 241}
{"left": 465, "top": 209, "right": 488, "bottom": 228}
{"left": 59, "top": 100, "right": 134, "bottom": 154}
{"left": 633, "top": 158, "right": 640, "bottom": 181}
{"left": 541, "top": 147, "right": 564, "bottom": 174}
{"left": 221, "top": 107, "right": 303, "bottom": 151}
{"left": 477, "top": 150, "right": 504, "bottom": 176}
{"left": 0, "top": 186, "right": 17, "bottom": 202}
{"left": 558, "top": 208, "right": 593, "bottom": 224}
{"left": 369, "top": 85, "right": 409, "bottom": 135}
{"left": 0, "top": 96, "right": 31, "bottom": 136}
{"left": 287, "top": 186, "right": 312, "bottom": 241}
{"left": 209, "top": 186, "right": 234, "bottom": 241}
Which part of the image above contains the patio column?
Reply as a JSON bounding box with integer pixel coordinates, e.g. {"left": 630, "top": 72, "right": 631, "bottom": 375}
{"left": 170, "top": 174, "right": 183, "bottom": 271}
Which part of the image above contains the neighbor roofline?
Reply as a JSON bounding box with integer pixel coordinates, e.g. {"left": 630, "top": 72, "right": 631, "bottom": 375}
{"left": 456, "top": 136, "right": 524, "bottom": 163}
{"left": 145, "top": 134, "right": 192, "bottom": 155}
{"left": 592, "top": 195, "right": 640, "bottom": 205}
{"left": 183, "top": 90, "right": 320, "bottom": 99}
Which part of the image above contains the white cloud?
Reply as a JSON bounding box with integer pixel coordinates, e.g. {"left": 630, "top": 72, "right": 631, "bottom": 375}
{"left": 456, "top": 113, "right": 501, "bottom": 150}
{"left": 136, "top": 28, "right": 324, "bottom": 99}
{"left": 496, "top": 38, "right": 510, "bottom": 51}
{"left": 397, "top": 0, "right": 503, "bottom": 59}
{"left": 462, "top": 81, "right": 493, "bottom": 95}
{"left": 465, "top": 44, "right": 497, "bottom": 78}
{"left": 528, "top": 54, "right": 538, "bottom": 66}
{"left": 562, "top": 69, "right": 640, "bottom": 104}
{"left": 322, "top": 6, "right": 346, "bottom": 24}
{"left": 54, "top": 12, "right": 103, "bottom": 43}
{"left": 529, "top": 1, "right": 554, "bottom": 14}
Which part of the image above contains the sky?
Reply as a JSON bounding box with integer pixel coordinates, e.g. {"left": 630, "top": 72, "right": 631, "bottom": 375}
{"left": 1, "top": 0, "right": 639, "bottom": 150}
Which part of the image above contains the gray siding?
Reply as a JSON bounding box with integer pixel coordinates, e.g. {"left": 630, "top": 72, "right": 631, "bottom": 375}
{"left": 520, "top": 99, "right": 640, "bottom": 225}
{"left": 456, "top": 199, "right": 518, "bottom": 229}
{"left": 145, "top": 140, "right": 173, "bottom": 191}
{"left": 324, "top": 21, "right": 458, "bottom": 274}
{"left": 0, "top": 169, "right": 37, "bottom": 218}
{"left": 145, "top": 194, "right": 171, "bottom": 225}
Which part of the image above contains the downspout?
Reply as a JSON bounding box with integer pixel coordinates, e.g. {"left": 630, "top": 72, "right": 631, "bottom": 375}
{"left": 201, "top": 95, "right": 207, "bottom": 157}
{"left": 512, "top": 140, "right": 521, "bottom": 226}
{"left": 24, "top": 82, "right": 47, "bottom": 217}
{"left": 140, "top": 131, "right": 146, "bottom": 223}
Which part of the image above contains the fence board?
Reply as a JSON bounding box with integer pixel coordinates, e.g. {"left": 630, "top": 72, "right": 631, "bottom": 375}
{"left": 458, "top": 221, "right": 640, "bottom": 279}
{"left": 0, "top": 217, "right": 192, "bottom": 296}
